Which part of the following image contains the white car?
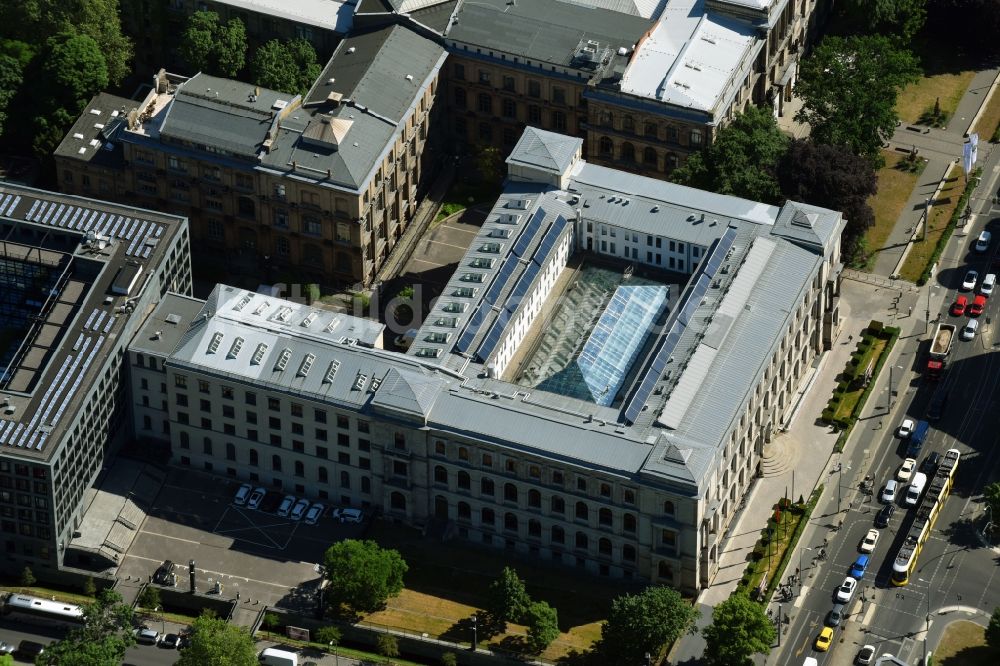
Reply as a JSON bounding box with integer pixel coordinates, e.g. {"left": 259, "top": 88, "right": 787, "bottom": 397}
{"left": 332, "top": 507, "right": 364, "bottom": 524}
{"left": 856, "top": 644, "right": 876, "bottom": 665}
{"left": 982, "top": 273, "right": 996, "bottom": 296}
{"left": 277, "top": 495, "right": 297, "bottom": 517}
{"left": 962, "top": 269, "right": 979, "bottom": 291}
{"left": 836, "top": 576, "right": 858, "bottom": 603}
{"left": 975, "top": 230, "right": 992, "bottom": 252}
{"left": 897, "top": 458, "right": 916, "bottom": 482}
{"left": 247, "top": 486, "right": 266, "bottom": 510}
{"left": 897, "top": 418, "right": 915, "bottom": 438}
{"left": 289, "top": 498, "right": 310, "bottom": 521}
{"left": 961, "top": 318, "right": 979, "bottom": 340}
{"left": 860, "top": 529, "right": 880, "bottom": 554}
{"left": 233, "top": 483, "right": 252, "bottom": 506}
{"left": 304, "top": 502, "right": 325, "bottom": 525}
{"left": 881, "top": 479, "right": 898, "bottom": 504}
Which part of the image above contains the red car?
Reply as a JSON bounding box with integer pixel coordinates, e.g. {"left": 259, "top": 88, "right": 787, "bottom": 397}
{"left": 950, "top": 295, "right": 968, "bottom": 316}
{"left": 970, "top": 294, "right": 987, "bottom": 316}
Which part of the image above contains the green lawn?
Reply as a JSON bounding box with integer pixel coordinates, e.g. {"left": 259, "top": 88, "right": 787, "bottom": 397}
{"left": 899, "top": 164, "right": 963, "bottom": 283}
{"left": 833, "top": 338, "right": 888, "bottom": 421}
{"left": 864, "top": 151, "right": 922, "bottom": 269}
{"left": 433, "top": 181, "right": 502, "bottom": 224}
{"left": 896, "top": 70, "right": 975, "bottom": 126}
{"left": 936, "top": 620, "right": 996, "bottom": 666}
{"left": 973, "top": 82, "right": 1000, "bottom": 142}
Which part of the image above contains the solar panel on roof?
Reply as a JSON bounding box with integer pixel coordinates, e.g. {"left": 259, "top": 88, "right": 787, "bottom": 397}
{"left": 102, "top": 315, "right": 115, "bottom": 334}
{"left": 701, "top": 228, "right": 737, "bottom": 278}
{"left": 454, "top": 324, "right": 478, "bottom": 354}
{"left": 24, "top": 200, "right": 38, "bottom": 220}
{"left": 82, "top": 210, "right": 97, "bottom": 230}
{"left": 6, "top": 195, "right": 20, "bottom": 216}
{"left": 482, "top": 259, "right": 516, "bottom": 306}
{"left": 59, "top": 207, "right": 74, "bottom": 226}
{"left": 507, "top": 260, "right": 540, "bottom": 307}
{"left": 476, "top": 317, "right": 507, "bottom": 360}
{"left": 68, "top": 208, "right": 82, "bottom": 228}
{"left": 510, "top": 207, "right": 547, "bottom": 257}
{"left": 142, "top": 246, "right": 152, "bottom": 259}
{"left": 33, "top": 201, "right": 47, "bottom": 221}
{"left": 0, "top": 196, "right": 10, "bottom": 215}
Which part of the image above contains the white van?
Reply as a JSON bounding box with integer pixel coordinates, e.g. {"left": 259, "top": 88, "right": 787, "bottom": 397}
{"left": 981, "top": 273, "right": 996, "bottom": 296}
{"left": 905, "top": 472, "right": 928, "bottom": 506}
{"left": 259, "top": 647, "right": 298, "bottom": 666}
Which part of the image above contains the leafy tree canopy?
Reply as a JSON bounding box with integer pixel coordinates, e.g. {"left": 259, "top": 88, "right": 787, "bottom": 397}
{"left": 600, "top": 586, "right": 699, "bottom": 666}
{"left": 41, "top": 32, "right": 109, "bottom": 111}
{"left": 984, "top": 482, "right": 1000, "bottom": 530}
{"left": 777, "top": 139, "right": 877, "bottom": 261}
{"left": 701, "top": 592, "right": 776, "bottom": 666}
{"left": 987, "top": 606, "right": 1000, "bottom": 650}
{"left": 323, "top": 539, "right": 408, "bottom": 614}
{"left": 485, "top": 566, "right": 531, "bottom": 629}
{"left": 251, "top": 38, "right": 322, "bottom": 97}
{"left": 176, "top": 614, "right": 257, "bottom": 666}
{"left": 843, "top": 0, "right": 927, "bottom": 42}
{"left": 40, "top": 589, "right": 135, "bottom": 666}
{"left": 926, "top": 0, "right": 1000, "bottom": 58}
{"left": 524, "top": 600, "right": 560, "bottom": 653}
{"left": 179, "top": 11, "right": 247, "bottom": 78}
{"left": 795, "top": 35, "right": 920, "bottom": 166}
{"left": 669, "top": 105, "right": 788, "bottom": 204}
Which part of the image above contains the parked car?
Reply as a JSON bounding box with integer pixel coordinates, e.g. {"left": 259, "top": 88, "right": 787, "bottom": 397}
{"left": 860, "top": 529, "right": 880, "bottom": 554}
{"left": 982, "top": 273, "right": 996, "bottom": 296}
{"left": 875, "top": 504, "right": 895, "bottom": 528}
{"left": 0, "top": 642, "right": 14, "bottom": 655}
{"left": 920, "top": 452, "right": 942, "bottom": 474}
{"left": 247, "top": 487, "right": 266, "bottom": 510}
{"left": 961, "top": 318, "right": 979, "bottom": 340}
{"left": 970, "top": 294, "right": 987, "bottom": 316}
{"left": 277, "top": 495, "right": 297, "bottom": 517}
{"left": 881, "top": 479, "right": 898, "bottom": 504}
{"left": 962, "top": 269, "right": 979, "bottom": 291}
{"left": 836, "top": 577, "right": 857, "bottom": 603}
{"left": 976, "top": 229, "right": 992, "bottom": 252}
{"left": 304, "top": 502, "right": 325, "bottom": 525}
{"left": 135, "top": 629, "right": 160, "bottom": 645}
{"left": 160, "top": 634, "right": 181, "bottom": 649}
{"left": 826, "top": 602, "right": 846, "bottom": 627}
{"left": 815, "top": 627, "right": 834, "bottom": 651}
{"left": 856, "top": 644, "right": 876, "bottom": 665}
{"left": 153, "top": 560, "right": 176, "bottom": 586}
{"left": 290, "top": 498, "right": 310, "bottom": 521}
{"left": 233, "top": 483, "right": 252, "bottom": 506}
{"left": 333, "top": 507, "right": 364, "bottom": 524}
{"left": 897, "top": 418, "right": 915, "bottom": 438}
{"left": 15, "top": 641, "right": 46, "bottom": 659}
{"left": 897, "top": 458, "right": 916, "bottom": 482}
{"left": 950, "top": 295, "right": 968, "bottom": 316}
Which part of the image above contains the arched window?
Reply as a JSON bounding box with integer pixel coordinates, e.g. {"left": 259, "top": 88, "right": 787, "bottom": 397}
{"left": 624, "top": 513, "right": 637, "bottom": 533}
{"left": 644, "top": 147, "right": 657, "bottom": 165}
{"left": 458, "top": 502, "right": 471, "bottom": 520}
{"left": 599, "top": 538, "right": 612, "bottom": 556}
{"left": 481, "top": 477, "right": 495, "bottom": 496}
{"left": 528, "top": 519, "right": 541, "bottom": 537}
{"left": 318, "top": 466, "right": 328, "bottom": 483}
{"left": 599, "top": 136, "right": 613, "bottom": 157}
{"left": 340, "top": 471, "right": 351, "bottom": 488}
{"left": 551, "top": 526, "right": 565, "bottom": 544}
{"left": 623, "top": 544, "right": 636, "bottom": 562}
{"left": 663, "top": 500, "right": 675, "bottom": 515}
{"left": 458, "top": 447, "right": 469, "bottom": 461}
{"left": 621, "top": 142, "right": 636, "bottom": 163}
{"left": 504, "top": 513, "right": 518, "bottom": 532}
{"left": 551, "top": 496, "right": 565, "bottom": 513}
{"left": 481, "top": 508, "right": 495, "bottom": 525}
{"left": 599, "top": 508, "right": 612, "bottom": 527}
{"left": 271, "top": 454, "right": 282, "bottom": 472}
{"left": 249, "top": 448, "right": 258, "bottom": 467}
{"left": 434, "top": 465, "right": 448, "bottom": 484}
{"left": 576, "top": 501, "right": 588, "bottom": 520}
{"left": 226, "top": 442, "right": 236, "bottom": 461}
{"left": 390, "top": 491, "right": 406, "bottom": 511}
{"left": 457, "top": 471, "right": 471, "bottom": 490}
{"left": 528, "top": 489, "right": 541, "bottom": 508}
{"left": 504, "top": 483, "right": 518, "bottom": 502}
{"left": 575, "top": 532, "right": 588, "bottom": 550}
{"left": 294, "top": 460, "right": 304, "bottom": 477}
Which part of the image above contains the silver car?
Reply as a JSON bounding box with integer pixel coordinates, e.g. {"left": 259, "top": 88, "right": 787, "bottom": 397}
{"left": 289, "top": 498, "right": 310, "bottom": 521}
{"left": 961, "top": 318, "right": 979, "bottom": 341}
{"left": 277, "top": 494, "right": 297, "bottom": 517}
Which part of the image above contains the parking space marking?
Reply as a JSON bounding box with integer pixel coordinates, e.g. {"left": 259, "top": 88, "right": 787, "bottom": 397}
{"left": 425, "top": 238, "right": 470, "bottom": 251}
{"left": 122, "top": 553, "right": 295, "bottom": 589}
{"left": 407, "top": 256, "right": 446, "bottom": 267}
{"left": 141, "top": 530, "right": 202, "bottom": 545}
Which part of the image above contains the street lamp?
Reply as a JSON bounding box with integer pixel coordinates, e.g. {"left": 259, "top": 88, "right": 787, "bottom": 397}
{"left": 798, "top": 547, "right": 812, "bottom": 596}
{"left": 918, "top": 578, "right": 933, "bottom": 666}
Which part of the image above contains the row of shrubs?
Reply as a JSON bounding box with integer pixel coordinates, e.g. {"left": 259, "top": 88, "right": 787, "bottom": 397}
{"left": 821, "top": 320, "right": 898, "bottom": 429}
{"left": 736, "top": 497, "right": 803, "bottom": 601}
{"left": 916, "top": 167, "right": 982, "bottom": 286}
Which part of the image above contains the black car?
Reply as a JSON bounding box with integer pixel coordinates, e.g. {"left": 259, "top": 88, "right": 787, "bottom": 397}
{"left": 920, "top": 452, "right": 942, "bottom": 475}
{"left": 16, "top": 641, "right": 47, "bottom": 659}
{"left": 160, "top": 634, "right": 181, "bottom": 649}
{"left": 153, "top": 560, "right": 176, "bottom": 586}
{"left": 875, "top": 503, "right": 895, "bottom": 528}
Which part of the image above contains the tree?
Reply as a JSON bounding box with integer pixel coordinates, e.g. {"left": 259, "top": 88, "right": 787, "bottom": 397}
{"left": 179, "top": 11, "right": 247, "bottom": 78}
{"left": 41, "top": 32, "right": 109, "bottom": 110}
{"left": 475, "top": 145, "right": 504, "bottom": 184}
{"left": 926, "top": 0, "right": 1000, "bottom": 59}
{"left": 523, "top": 600, "right": 560, "bottom": 653}
{"left": 82, "top": 577, "right": 97, "bottom": 597}
{"left": 0, "top": 53, "right": 24, "bottom": 137}
{"left": 176, "top": 613, "right": 257, "bottom": 666}
{"left": 795, "top": 35, "right": 920, "bottom": 166}
{"left": 316, "top": 625, "right": 342, "bottom": 648}
{"left": 701, "top": 592, "right": 776, "bottom": 666}
{"left": 441, "top": 652, "right": 458, "bottom": 666}
{"left": 262, "top": 612, "right": 280, "bottom": 637}
{"left": 323, "top": 539, "right": 408, "bottom": 613}
{"left": 984, "top": 482, "right": 1000, "bottom": 529}
{"left": 0, "top": 654, "right": 12, "bottom": 666}
{"left": 843, "top": 0, "right": 927, "bottom": 42}
{"left": 777, "top": 139, "right": 878, "bottom": 263}
{"left": 20, "top": 566, "right": 35, "bottom": 588}
{"left": 137, "top": 585, "right": 160, "bottom": 610}
{"left": 987, "top": 606, "right": 1000, "bottom": 650}
{"left": 600, "top": 586, "right": 699, "bottom": 666}
{"left": 377, "top": 633, "right": 399, "bottom": 661}
{"left": 669, "top": 106, "right": 788, "bottom": 204}
{"left": 251, "top": 38, "right": 321, "bottom": 97}
{"left": 40, "top": 589, "right": 135, "bottom": 666}
{"left": 484, "top": 567, "right": 531, "bottom": 630}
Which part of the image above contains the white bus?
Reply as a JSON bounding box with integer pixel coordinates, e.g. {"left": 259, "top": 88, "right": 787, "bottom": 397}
{"left": 2, "top": 593, "right": 84, "bottom": 627}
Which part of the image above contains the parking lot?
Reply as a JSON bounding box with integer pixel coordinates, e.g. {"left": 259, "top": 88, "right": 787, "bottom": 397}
{"left": 119, "top": 469, "right": 365, "bottom": 610}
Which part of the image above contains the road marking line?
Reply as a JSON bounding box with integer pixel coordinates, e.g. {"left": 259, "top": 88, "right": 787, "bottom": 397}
{"left": 862, "top": 602, "right": 877, "bottom": 626}
{"left": 426, "top": 238, "right": 469, "bottom": 251}
{"left": 121, "top": 553, "right": 299, "bottom": 588}
{"left": 140, "top": 530, "right": 202, "bottom": 545}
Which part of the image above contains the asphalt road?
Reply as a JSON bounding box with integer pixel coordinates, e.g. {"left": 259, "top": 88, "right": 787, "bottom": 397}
{"left": 771, "top": 193, "right": 1000, "bottom": 664}
{"left": 0, "top": 618, "right": 177, "bottom": 665}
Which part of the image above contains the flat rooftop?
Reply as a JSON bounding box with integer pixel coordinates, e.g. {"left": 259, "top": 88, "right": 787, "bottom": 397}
{"left": 0, "top": 184, "right": 187, "bottom": 461}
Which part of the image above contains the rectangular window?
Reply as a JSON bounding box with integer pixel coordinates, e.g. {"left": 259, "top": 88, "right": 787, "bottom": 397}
{"left": 527, "top": 80, "right": 541, "bottom": 98}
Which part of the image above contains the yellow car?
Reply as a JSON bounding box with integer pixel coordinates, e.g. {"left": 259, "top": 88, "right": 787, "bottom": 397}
{"left": 815, "top": 626, "right": 834, "bottom": 651}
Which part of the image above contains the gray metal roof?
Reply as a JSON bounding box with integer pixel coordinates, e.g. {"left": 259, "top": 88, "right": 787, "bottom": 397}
{"left": 54, "top": 92, "right": 133, "bottom": 163}
{"left": 446, "top": 0, "right": 653, "bottom": 71}
{"left": 159, "top": 74, "right": 289, "bottom": 159}
{"left": 507, "top": 127, "right": 581, "bottom": 176}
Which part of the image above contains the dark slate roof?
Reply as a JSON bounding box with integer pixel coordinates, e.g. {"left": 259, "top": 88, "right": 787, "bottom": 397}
{"left": 446, "top": 0, "right": 653, "bottom": 68}
{"left": 54, "top": 93, "right": 133, "bottom": 165}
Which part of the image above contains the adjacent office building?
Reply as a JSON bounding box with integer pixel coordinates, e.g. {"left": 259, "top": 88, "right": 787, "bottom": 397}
{"left": 0, "top": 183, "right": 191, "bottom": 573}
{"left": 126, "top": 128, "right": 843, "bottom": 591}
